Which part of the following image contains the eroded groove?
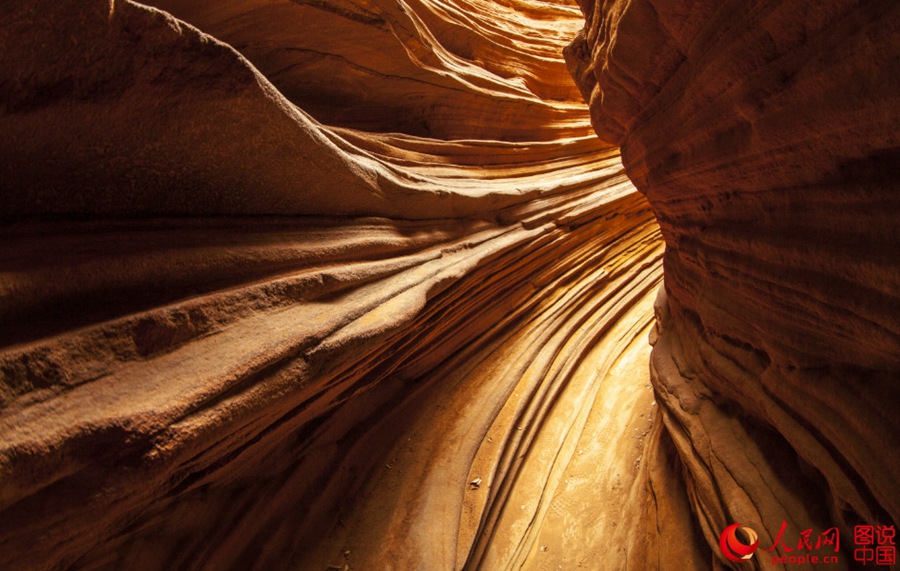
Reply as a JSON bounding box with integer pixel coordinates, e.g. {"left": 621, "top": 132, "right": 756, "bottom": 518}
{"left": 5, "top": 0, "right": 894, "bottom": 569}
{"left": 0, "top": 0, "right": 671, "bottom": 569}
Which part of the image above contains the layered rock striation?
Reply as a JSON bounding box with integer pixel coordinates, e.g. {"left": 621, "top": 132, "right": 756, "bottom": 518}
{"left": 567, "top": 0, "right": 900, "bottom": 566}
{"left": 2, "top": 0, "right": 897, "bottom": 569}
{"left": 1, "top": 0, "right": 668, "bottom": 569}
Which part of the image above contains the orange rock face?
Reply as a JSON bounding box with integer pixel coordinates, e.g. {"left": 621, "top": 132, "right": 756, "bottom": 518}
{"left": 1, "top": 0, "right": 897, "bottom": 569}
{"left": 568, "top": 0, "right": 900, "bottom": 565}
{"left": 1, "top": 0, "right": 667, "bottom": 569}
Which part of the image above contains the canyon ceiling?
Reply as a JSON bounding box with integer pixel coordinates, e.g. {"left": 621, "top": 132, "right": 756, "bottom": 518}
{"left": 1, "top": 0, "right": 898, "bottom": 569}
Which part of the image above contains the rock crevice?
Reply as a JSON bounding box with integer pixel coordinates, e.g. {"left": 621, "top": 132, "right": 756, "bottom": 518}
{"left": 568, "top": 0, "right": 899, "bottom": 566}
{"left": 1, "top": 0, "right": 897, "bottom": 569}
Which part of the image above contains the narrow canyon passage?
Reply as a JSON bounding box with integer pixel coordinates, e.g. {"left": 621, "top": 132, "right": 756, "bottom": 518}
{"left": 1, "top": 0, "right": 898, "bottom": 570}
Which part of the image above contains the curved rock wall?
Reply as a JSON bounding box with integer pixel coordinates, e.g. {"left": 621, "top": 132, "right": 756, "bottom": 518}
{"left": 0, "top": 0, "right": 671, "bottom": 569}
{"left": 144, "top": 0, "right": 587, "bottom": 139}
{"left": 567, "top": 0, "right": 900, "bottom": 566}
{"left": 4, "top": 0, "right": 895, "bottom": 568}
{"left": 1, "top": 0, "right": 594, "bottom": 220}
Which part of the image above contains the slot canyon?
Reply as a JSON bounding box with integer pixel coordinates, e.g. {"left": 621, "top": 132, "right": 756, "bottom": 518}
{"left": 1, "top": 0, "right": 898, "bottom": 568}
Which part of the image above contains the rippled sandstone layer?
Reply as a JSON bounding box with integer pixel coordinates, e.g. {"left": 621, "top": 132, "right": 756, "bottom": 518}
{"left": 567, "top": 0, "right": 900, "bottom": 567}
{"left": 3, "top": 0, "right": 897, "bottom": 569}
{"left": 1, "top": 0, "right": 670, "bottom": 569}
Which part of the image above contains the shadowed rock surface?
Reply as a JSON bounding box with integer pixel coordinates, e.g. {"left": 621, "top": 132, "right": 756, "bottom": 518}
{"left": 567, "top": 0, "right": 900, "bottom": 567}
{"left": 1, "top": 0, "right": 897, "bottom": 569}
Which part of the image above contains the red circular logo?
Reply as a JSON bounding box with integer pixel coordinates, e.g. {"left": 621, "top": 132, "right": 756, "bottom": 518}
{"left": 719, "top": 523, "right": 760, "bottom": 562}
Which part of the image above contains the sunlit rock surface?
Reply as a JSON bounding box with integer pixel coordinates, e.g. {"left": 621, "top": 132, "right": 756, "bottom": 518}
{"left": 568, "top": 0, "right": 900, "bottom": 567}
{"left": 1, "top": 0, "right": 666, "bottom": 569}
{"left": 4, "top": 0, "right": 897, "bottom": 568}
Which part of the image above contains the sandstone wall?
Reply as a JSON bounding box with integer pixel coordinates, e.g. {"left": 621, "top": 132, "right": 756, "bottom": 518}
{"left": 3, "top": 0, "right": 895, "bottom": 568}
{"left": 0, "top": 1, "right": 671, "bottom": 569}
{"left": 567, "top": 0, "right": 900, "bottom": 566}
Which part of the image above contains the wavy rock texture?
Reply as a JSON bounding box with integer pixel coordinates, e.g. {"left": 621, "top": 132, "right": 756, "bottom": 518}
{"left": 0, "top": 0, "right": 672, "bottom": 570}
{"left": 568, "top": 0, "right": 900, "bottom": 567}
